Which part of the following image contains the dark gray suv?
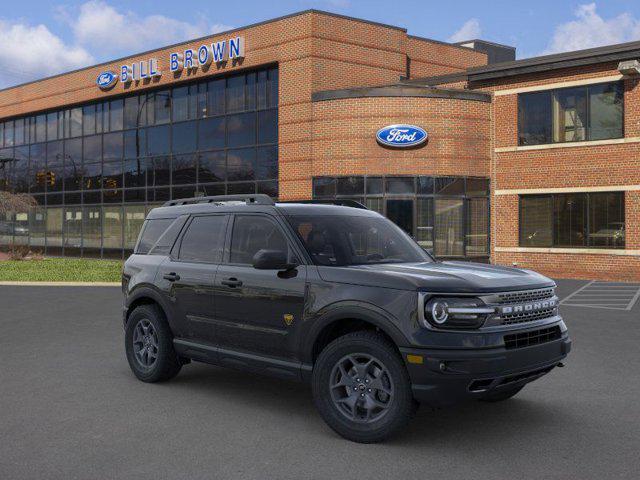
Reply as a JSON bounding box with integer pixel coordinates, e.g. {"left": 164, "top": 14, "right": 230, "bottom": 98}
{"left": 122, "top": 194, "right": 571, "bottom": 443}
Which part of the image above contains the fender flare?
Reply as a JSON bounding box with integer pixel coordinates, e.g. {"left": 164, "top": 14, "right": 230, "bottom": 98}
{"left": 124, "top": 284, "right": 173, "bottom": 326}
{"left": 301, "top": 301, "right": 410, "bottom": 365}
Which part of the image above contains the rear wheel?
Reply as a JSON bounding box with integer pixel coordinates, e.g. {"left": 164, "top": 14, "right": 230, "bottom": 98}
{"left": 312, "top": 331, "right": 417, "bottom": 443}
{"left": 478, "top": 385, "right": 524, "bottom": 403}
{"left": 125, "top": 304, "right": 182, "bottom": 383}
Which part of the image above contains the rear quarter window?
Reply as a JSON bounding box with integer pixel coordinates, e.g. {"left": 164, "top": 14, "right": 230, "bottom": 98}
{"left": 135, "top": 218, "right": 175, "bottom": 254}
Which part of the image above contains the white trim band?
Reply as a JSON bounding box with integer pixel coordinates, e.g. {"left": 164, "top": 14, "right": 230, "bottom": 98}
{"left": 494, "top": 185, "right": 640, "bottom": 195}
{"left": 493, "top": 74, "right": 624, "bottom": 96}
{"left": 495, "top": 137, "right": 640, "bottom": 153}
{"left": 495, "top": 247, "right": 640, "bottom": 256}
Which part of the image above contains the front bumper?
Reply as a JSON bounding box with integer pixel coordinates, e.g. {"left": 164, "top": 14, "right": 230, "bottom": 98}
{"left": 400, "top": 331, "right": 571, "bottom": 407}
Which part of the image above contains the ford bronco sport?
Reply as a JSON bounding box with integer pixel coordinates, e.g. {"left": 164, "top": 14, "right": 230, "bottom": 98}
{"left": 122, "top": 194, "right": 571, "bottom": 443}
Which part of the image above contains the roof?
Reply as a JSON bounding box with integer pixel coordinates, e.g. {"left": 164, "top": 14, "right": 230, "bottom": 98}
{"left": 466, "top": 39, "right": 640, "bottom": 81}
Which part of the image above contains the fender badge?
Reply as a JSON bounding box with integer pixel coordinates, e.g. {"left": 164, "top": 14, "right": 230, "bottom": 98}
{"left": 283, "top": 314, "right": 294, "bottom": 326}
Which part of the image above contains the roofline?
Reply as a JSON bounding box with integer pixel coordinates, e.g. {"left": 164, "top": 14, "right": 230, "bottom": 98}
{"left": 453, "top": 39, "right": 516, "bottom": 51}
{"left": 468, "top": 39, "right": 640, "bottom": 81}
{"left": 312, "top": 84, "right": 491, "bottom": 103}
{"left": 406, "top": 34, "right": 480, "bottom": 53}
{"left": 400, "top": 71, "right": 469, "bottom": 86}
{"left": 0, "top": 9, "right": 407, "bottom": 94}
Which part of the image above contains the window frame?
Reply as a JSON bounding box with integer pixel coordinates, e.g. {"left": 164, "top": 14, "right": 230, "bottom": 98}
{"left": 173, "top": 213, "right": 229, "bottom": 264}
{"left": 517, "top": 81, "right": 624, "bottom": 146}
{"left": 223, "top": 213, "right": 305, "bottom": 266}
{"left": 518, "top": 192, "right": 625, "bottom": 249}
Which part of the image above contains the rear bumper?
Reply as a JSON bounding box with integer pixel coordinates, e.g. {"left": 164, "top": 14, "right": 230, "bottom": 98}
{"left": 401, "top": 333, "right": 571, "bottom": 407}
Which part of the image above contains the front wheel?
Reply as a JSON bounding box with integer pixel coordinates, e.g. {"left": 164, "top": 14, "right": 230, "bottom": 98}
{"left": 312, "top": 331, "right": 417, "bottom": 443}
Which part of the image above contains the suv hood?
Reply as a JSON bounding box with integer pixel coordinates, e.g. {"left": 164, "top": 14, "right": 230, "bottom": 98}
{"left": 317, "top": 261, "right": 554, "bottom": 293}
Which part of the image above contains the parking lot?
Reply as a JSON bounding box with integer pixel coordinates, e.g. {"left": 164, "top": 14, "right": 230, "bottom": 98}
{"left": 1, "top": 279, "right": 639, "bottom": 480}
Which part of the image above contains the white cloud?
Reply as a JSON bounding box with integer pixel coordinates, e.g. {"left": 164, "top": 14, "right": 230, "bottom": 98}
{"left": 0, "top": 20, "right": 93, "bottom": 88}
{"left": 543, "top": 3, "right": 640, "bottom": 54}
{"left": 68, "top": 1, "right": 233, "bottom": 57}
{"left": 448, "top": 18, "right": 481, "bottom": 43}
{"left": 0, "top": 1, "right": 235, "bottom": 88}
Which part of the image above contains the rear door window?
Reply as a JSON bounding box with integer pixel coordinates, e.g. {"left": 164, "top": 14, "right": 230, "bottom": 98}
{"left": 178, "top": 215, "right": 228, "bottom": 263}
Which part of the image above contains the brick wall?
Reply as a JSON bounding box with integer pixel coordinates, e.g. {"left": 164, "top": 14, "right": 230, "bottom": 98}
{"left": 0, "top": 10, "right": 488, "bottom": 204}
{"left": 481, "top": 63, "right": 640, "bottom": 281}
{"left": 308, "top": 96, "right": 491, "bottom": 192}
{"left": 406, "top": 37, "right": 487, "bottom": 79}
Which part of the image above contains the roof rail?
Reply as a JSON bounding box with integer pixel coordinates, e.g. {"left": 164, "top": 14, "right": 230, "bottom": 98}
{"left": 278, "top": 199, "right": 369, "bottom": 209}
{"left": 163, "top": 194, "right": 275, "bottom": 207}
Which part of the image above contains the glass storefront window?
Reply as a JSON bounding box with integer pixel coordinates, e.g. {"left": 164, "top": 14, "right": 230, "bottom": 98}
{"left": 519, "top": 192, "right": 624, "bottom": 248}
{"left": 198, "top": 117, "right": 225, "bottom": 150}
{"left": 29, "top": 207, "right": 46, "bottom": 249}
{"left": 435, "top": 198, "right": 464, "bottom": 257}
{"left": 0, "top": 67, "right": 278, "bottom": 258}
{"left": 386, "top": 177, "right": 414, "bottom": 195}
{"left": 416, "top": 198, "right": 433, "bottom": 250}
{"left": 124, "top": 205, "right": 146, "bottom": 250}
{"left": 466, "top": 198, "right": 488, "bottom": 256}
{"left": 46, "top": 207, "right": 63, "bottom": 254}
{"left": 313, "top": 175, "right": 489, "bottom": 258}
{"left": 103, "top": 206, "right": 123, "bottom": 255}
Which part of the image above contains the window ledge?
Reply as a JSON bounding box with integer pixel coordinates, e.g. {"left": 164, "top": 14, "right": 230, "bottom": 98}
{"left": 495, "top": 137, "right": 640, "bottom": 153}
{"left": 495, "top": 246, "right": 639, "bottom": 256}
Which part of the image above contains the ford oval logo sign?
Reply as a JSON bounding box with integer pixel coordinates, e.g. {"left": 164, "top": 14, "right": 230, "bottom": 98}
{"left": 376, "top": 124, "right": 428, "bottom": 148}
{"left": 96, "top": 71, "right": 118, "bottom": 90}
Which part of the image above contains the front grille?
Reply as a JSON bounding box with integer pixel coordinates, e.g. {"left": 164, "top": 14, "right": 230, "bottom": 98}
{"left": 502, "top": 307, "right": 557, "bottom": 325}
{"left": 496, "top": 287, "right": 555, "bottom": 305}
{"left": 491, "top": 287, "right": 558, "bottom": 325}
{"left": 504, "top": 326, "right": 561, "bottom": 350}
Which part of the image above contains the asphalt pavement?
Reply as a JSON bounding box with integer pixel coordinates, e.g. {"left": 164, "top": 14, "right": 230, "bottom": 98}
{"left": 0, "top": 280, "right": 638, "bottom": 480}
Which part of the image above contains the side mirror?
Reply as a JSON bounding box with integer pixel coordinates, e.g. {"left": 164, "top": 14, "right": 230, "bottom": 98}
{"left": 252, "top": 249, "right": 297, "bottom": 270}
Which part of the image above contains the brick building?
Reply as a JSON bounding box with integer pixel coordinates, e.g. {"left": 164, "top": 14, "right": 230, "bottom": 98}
{"left": 0, "top": 9, "right": 638, "bottom": 281}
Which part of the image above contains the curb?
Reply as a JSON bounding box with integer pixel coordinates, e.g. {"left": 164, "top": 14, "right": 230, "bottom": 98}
{"left": 0, "top": 281, "right": 121, "bottom": 287}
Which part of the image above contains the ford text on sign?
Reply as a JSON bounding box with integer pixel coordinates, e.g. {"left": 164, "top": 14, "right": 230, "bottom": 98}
{"left": 376, "top": 125, "right": 428, "bottom": 148}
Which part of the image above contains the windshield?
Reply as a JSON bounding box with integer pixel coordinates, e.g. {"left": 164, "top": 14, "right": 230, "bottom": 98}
{"left": 287, "top": 214, "right": 432, "bottom": 266}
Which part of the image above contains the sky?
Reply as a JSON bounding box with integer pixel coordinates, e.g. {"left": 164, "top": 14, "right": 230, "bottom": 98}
{"left": 1, "top": 0, "right": 640, "bottom": 88}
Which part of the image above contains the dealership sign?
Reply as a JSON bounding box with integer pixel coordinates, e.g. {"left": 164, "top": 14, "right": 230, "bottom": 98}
{"left": 376, "top": 124, "right": 428, "bottom": 148}
{"left": 96, "top": 71, "right": 118, "bottom": 90}
{"left": 96, "top": 36, "right": 245, "bottom": 89}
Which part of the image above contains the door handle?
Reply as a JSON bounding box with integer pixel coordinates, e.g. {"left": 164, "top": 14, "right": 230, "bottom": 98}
{"left": 163, "top": 272, "right": 180, "bottom": 282}
{"left": 221, "top": 278, "right": 243, "bottom": 288}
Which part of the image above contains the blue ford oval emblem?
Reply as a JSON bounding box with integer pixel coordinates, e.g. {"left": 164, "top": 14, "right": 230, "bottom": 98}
{"left": 376, "top": 124, "right": 428, "bottom": 148}
{"left": 96, "top": 71, "right": 118, "bottom": 90}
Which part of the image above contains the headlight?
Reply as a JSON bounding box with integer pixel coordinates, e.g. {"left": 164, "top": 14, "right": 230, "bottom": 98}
{"left": 422, "top": 297, "right": 495, "bottom": 329}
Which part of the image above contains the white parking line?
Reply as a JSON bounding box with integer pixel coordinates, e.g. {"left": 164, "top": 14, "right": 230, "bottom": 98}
{"left": 560, "top": 280, "right": 640, "bottom": 310}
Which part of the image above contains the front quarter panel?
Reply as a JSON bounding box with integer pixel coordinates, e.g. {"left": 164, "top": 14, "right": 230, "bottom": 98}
{"left": 296, "top": 267, "right": 418, "bottom": 364}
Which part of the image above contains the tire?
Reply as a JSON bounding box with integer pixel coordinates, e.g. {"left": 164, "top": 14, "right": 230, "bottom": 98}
{"left": 312, "top": 331, "right": 418, "bottom": 443}
{"left": 478, "top": 385, "right": 524, "bottom": 403}
{"left": 125, "top": 304, "right": 182, "bottom": 383}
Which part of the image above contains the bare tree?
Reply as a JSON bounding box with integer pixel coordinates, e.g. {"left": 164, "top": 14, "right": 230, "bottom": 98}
{"left": 0, "top": 191, "right": 37, "bottom": 216}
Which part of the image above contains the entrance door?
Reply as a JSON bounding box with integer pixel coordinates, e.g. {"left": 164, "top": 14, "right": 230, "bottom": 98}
{"left": 386, "top": 199, "right": 414, "bottom": 236}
